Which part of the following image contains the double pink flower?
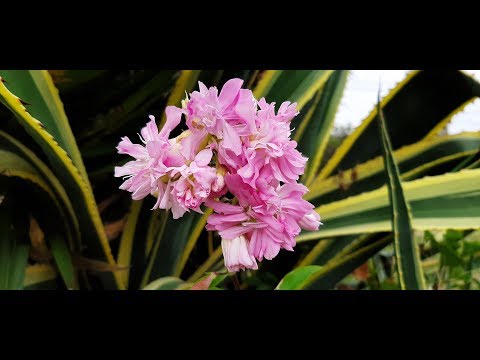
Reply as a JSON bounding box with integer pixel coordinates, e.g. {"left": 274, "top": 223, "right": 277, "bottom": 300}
{"left": 115, "top": 78, "right": 321, "bottom": 272}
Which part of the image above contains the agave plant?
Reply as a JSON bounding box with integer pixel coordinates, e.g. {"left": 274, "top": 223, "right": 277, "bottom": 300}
{"left": 0, "top": 69, "right": 478, "bottom": 290}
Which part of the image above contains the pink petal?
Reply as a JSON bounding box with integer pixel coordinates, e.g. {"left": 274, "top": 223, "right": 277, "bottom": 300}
{"left": 140, "top": 117, "right": 159, "bottom": 142}
{"left": 160, "top": 106, "right": 184, "bottom": 138}
{"left": 218, "top": 78, "right": 243, "bottom": 109}
{"left": 221, "top": 122, "right": 242, "bottom": 155}
{"left": 117, "top": 137, "right": 146, "bottom": 159}
{"left": 194, "top": 148, "right": 213, "bottom": 167}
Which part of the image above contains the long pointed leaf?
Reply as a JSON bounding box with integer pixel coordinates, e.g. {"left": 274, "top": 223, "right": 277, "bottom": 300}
{"left": 377, "top": 97, "right": 425, "bottom": 289}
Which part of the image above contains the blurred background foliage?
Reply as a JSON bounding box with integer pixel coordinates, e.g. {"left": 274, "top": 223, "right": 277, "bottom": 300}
{"left": 0, "top": 69, "right": 479, "bottom": 290}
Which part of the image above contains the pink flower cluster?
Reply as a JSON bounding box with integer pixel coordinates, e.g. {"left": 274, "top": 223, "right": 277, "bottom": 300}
{"left": 115, "top": 78, "right": 321, "bottom": 272}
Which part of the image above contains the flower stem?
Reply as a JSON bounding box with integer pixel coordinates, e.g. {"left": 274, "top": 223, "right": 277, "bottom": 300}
{"left": 232, "top": 273, "right": 241, "bottom": 290}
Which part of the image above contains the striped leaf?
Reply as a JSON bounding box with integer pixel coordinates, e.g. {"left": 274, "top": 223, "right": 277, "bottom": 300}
{"left": 0, "top": 72, "right": 122, "bottom": 289}
{"left": 318, "top": 70, "right": 480, "bottom": 180}
{"left": 307, "top": 132, "right": 480, "bottom": 205}
{"left": 376, "top": 97, "right": 425, "bottom": 289}
{"left": 298, "top": 168, "right": 480, "bottom": 241}
{"left": 142, "top": 277, "right": 190, "bottom": 290}
{"left": 277, "top": 235, "right": 392, "bottom": 289}
{"left": 253, "top": 70, "right": 334, "bottom": 110}
{"left": 296, "top": 70, "right": 350, "bottom": 185}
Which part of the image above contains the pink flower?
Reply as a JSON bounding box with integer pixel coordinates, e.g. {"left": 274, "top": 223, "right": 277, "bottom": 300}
{"left": 116, "top": 78, "right": 323, "bottom": 273}
{"left": 221, "top": 235, "right": 258, "bottom": 272}
{"left": 114, "top": 116, "right": 173, "bottom": 201}
{"left": 171, "top": 148, "right": 220, "bottom": 215}
{"left": 234, "top": 100, "right": 306, "bottom": 186}
{"left": 186, "top": 79, "right": 246, "bottom": 155}
{"left": 299, "top": 210, "right": 322, "bottom": 231}
{"left": 206, "top": 175, "right": 292, "bottom": 262}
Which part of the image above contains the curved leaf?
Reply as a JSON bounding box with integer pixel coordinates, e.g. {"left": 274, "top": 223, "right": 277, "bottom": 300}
{"left": 319, "top": 70, "right": 480, "bottom": 179}
{"left": 0, "top": 150, "right": 78, "bottom": 289}
{"left": 307, "top": 132, "right": 480, "bottom": 204}
{"left": 0, "top": 70, "right": 88, "bottom": 179}
{"left": 0, "top": 130, "right": 80, "bottom": 249}
{"left": 276, "top": 265, "right": 322, "bottom": 290}
{"left": 0, "top": 149, "right": 57, "bottom": 200}
{"left": 299, "top": 168, "right": 480, "bottom": 241}
{"left": 0, "top": 74, "right": 122, "bottom": 289}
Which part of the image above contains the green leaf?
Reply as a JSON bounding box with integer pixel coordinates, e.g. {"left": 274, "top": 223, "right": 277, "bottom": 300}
{"left": 49, "top": 234, "right": 76, "bottom": 289}
{"left": 143, "top": 211, "right": 202, "bottom": 284}
{"left": 187, "top": 246, "right": 224, "bottom": 283}
{"left": 174, "top": 208, "right": 213, "bottom": 277}
{"left": 0, "top": 149, "right": 57, "bottom": 199}
{"left": 376, "top": 96, "right": 425, "bottom": 289}
{"left": 295, "top": 70, "right": 349, "bottom": 185}
{"left": 297, "top": 236, "right": 357, "bottom": 267}
{"left": 116, "top": 200, "right": 143, "bottom": 288}
{"left": 142, "top": 277, "right": 188, "bottom": 290}
{"left": 252, "top": 70, "right": 283, "bottom": 100}
{"left": 0, "top": 149, "right": 78, "bottom": 289}
{"left": 159, "top": 70, "right": 201, "bottom": 128}
{"left": 88, "top": 70, "right": 178, "bottom": 136}
{"left": 319, "top": 70, "right": 480, "bottom": 180}
{"left": 209, "top": 273, "right": 228, "bottom": 289}
{"left": 298, "top": 233, "right": 389, "bottom": 269}
{"left": 0, "top": 72, "right": 122, "bottom": 289}
{"left": 0, "top": 196, "right": 29, "bottom": 290}
{"left": 277, "top": 235, "right": 392, "bottom": 290}
{"left": 298, "top": 169, "right": 480, "bottom": 241}
{"left": 0, "top": 70, "right": 88, "bottom": 179}
{"left": 253, "top": 70, "right": 334, "bottom": 110}
{"left": 0, "top": 130, "right": 80, "bottom": 251}
{"left": 307, "top": 133, "right": 480, "bottom": 205}
{"left": 276, "top": 265, "right": 322, "bottom": 290}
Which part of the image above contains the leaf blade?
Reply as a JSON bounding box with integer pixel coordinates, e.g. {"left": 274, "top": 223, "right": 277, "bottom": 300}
{"left": 376, "top": 98, "right": 425, "bottom": 289}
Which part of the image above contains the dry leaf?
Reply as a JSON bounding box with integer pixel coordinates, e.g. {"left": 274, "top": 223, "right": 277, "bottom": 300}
{"left": 190, "top": 273, "right": 217, "bottom": 290}
{"left": 104, "top": 217, "right": 127, "bottom": 241}
{"left": 336, "top": 284, "right": 355, "bottom": 290}
{"left": 48, "top": 70, "right": 72, "bottom": 85}
{"left": 353, "top": 262, "right": 369, "bottom": 281}
{"left": 29, "top": 216, "right": 52, "bottom": 262}
{"left": 73, "top": 255, "right": 129, "bottom": 273}
{"left": 98, "top": 193, "right": 122, "bottom": 213}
